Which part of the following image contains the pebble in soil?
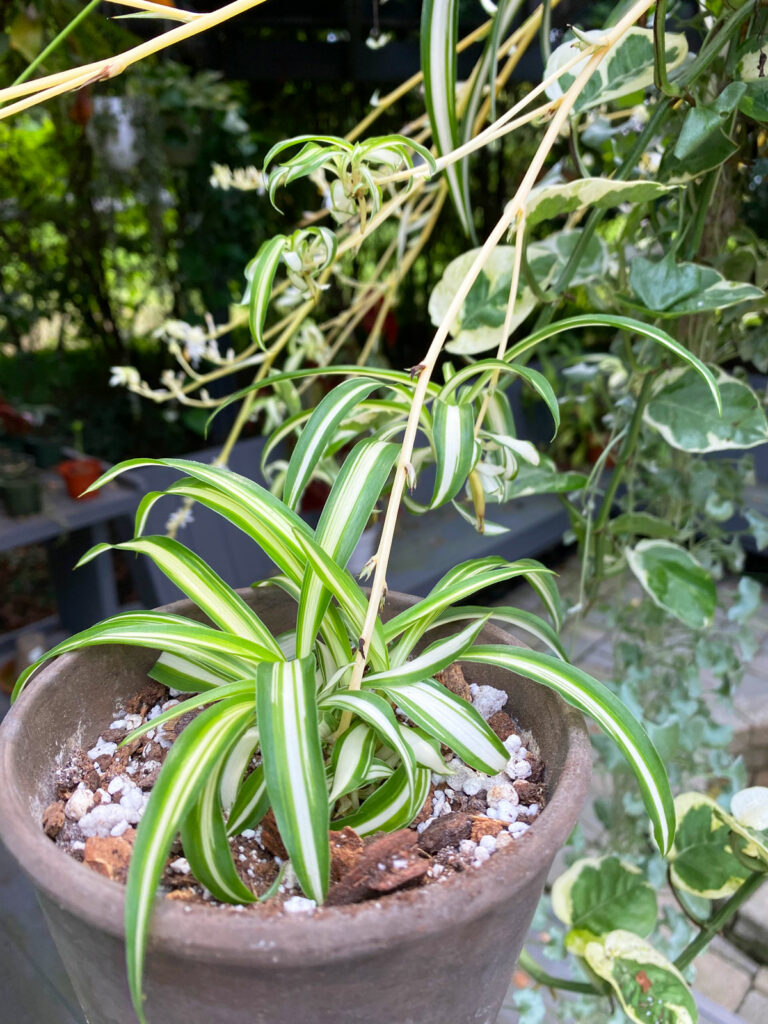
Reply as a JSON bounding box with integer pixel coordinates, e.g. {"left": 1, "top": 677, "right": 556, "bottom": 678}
{"left": 42, "top": 668, "right": 546, "bottom": 916}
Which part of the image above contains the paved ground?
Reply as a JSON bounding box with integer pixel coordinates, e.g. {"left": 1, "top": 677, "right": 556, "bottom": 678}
{"left": 0, "top": 547, "right": 766, "bottom": 1023}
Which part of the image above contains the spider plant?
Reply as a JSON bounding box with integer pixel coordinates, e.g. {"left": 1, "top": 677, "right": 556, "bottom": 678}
{"left": 9, "top": 1, "right": 754, "bottom": 1022}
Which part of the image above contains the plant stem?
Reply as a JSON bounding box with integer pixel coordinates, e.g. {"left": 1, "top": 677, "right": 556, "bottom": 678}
{"left": 539, "top": 0, "right": 552, "bottom": 65}
{"left": 345, "top": 0, "right": 658, "bottom": 701}
{"left": 518, "top": 949, "right": 601, "bottom": 995}
{"left": 683, "top": 168, "right": 721, "bottom": 263}
{"left": 593, "top": 373, "right": 653, "bottom": 536}
{"left": 675, "top": 873, "right": 766, "bottom": 972}
{"left": 1, "top": 0, "right": 269, "bottom": 116}
{"left": 12, "top": 0, "right": 103, "bottom": 87}
{"left": 589, "top": 372, "right": 653, "bottom": 590}
{"left": 653, "top": 0, "right": 683, "bottom": 98}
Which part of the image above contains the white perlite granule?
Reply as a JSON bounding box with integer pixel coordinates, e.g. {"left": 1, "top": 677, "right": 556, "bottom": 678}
{"left": 78, "top": 804, "right": 130, "bottom": 838}
{"left": 87, "top": 737, "right": 117, "bottom": 760}
{"left": 508, "top": 758, "right": 532, "bottom": 780}
{"left": 169, "top": 857, "right": 191, "bottom": 874}
{"left": 283, "top": 896, "right": 316, "bottom": 915}
{"left": 468, "top": 683, "right": 508, "bottom": 721}
{"left": 65, "top": 784, "right": 95, "bottom": 822}
{"left": 120, "top": 786, "right": 149, "bottom": 823}
{"left": 503, "top": 734, "right": 522, "bottom": 754}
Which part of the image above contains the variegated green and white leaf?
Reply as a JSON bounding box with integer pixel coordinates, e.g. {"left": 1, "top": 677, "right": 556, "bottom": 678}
{"left": 514, "top": 558, "right": 564, "bottom": 630}
{"left": 384, "top": 559, "right": 555, "bottom": 663}
{"left": 256, "top": 656, "right": 329, "bottom": 903}
{"left": 283, "top": 380, "right": 380, "bottom": 510}
{"left": 365, "top": 677, "right": 508, "bottom": 775}
{"left": 328, "top": 721, "right": 377, "bottom": 804}
{"left": 459, "top": 0, "right": 522, "bottom": 192}
{"left": 123, "top": 680, "right": 255, "bottom": 746}
{"left": 241, "top": 236, "right": 287, "bottom": 348}
{"left": 668, "top": 793, "right": 752, "bottom": 899}
{"left": 552, "top": 856, "right": 657, "bottom": 939}
{"left": 644, "top": 368, "right": 768, "bottom": 454}
{"left": 180, "top": 756, "right": 256, "bottom": 904}
{"left": 428, "top": 555, "right": 512, "bottom": 591}
{"left": 206, "top": 364, "right": 439, "bottom": 433}
{"left": 421, "top": 0, "right": 473, "bottom": 237}
{"left": 125, "top": 697, "right": 255, "bottom": 1024}
{"left": 628, "top": 255, "right": 763, "bottom": 317}
{"left": 95, "top": 457, "right": 314, "bottom": 584}
{"left": 544, "top": 28, "right": 688, "bottom": 113}
{"left": 585, "top": 931, "right": 697, "bottom": 1024}
{"left": 362, "top": 760, "right": 395, "bottom": 785}
{"left": 255, "top": 576, "right": 353, "bottom": 674}
{"left": 226, "top": 764, "right": 269, "bottom": 837}
{"left": 430, "top": 246, "right": 538, "bottom": 356}
{"left": 219, "top": 726, "right": 259, "bottom": 811}
{"left": 626, "top": 540, "right": 716, "bottom": 631}
{"left": 297, "top": 439, "right": 398, "bottom": 656}
{"left": 427, "top": 398, "right": 479, "bottom": 509}
{"left": 504, "top": 315, "right": 721, "bottom": 414}
{"left": 295, "top": 533, "right": 389, "bottom": 670}
{"left": 332, "top": 764, "right": 431, "bottom": 836}
{"left": 442, "top": 361, "right": 559, "bottom": 437}
{"left": 368, "top": 616, "right": 489, "bottom": 687}
{"left": 400, "top": 725, "right": 453, "bottom": 775}
{"left": 13, "top": 612, "right": 266, "bottom": 699}
{"left": 320, "top": 690, "right": 418, "bottom": 808}
{"left": 524, "top": 179, "right": 673, "bottom": 228}
{"left": 464, "top": 646, "right": 675, "bottom": 853}
{"left": 78, "top": 536, "right": 282, "bottom": 656}
{"left": 431, "top": 604, "right": 567, "bottom": 660}
{"left": 148, "top": 652, "right": 243, "bottom": 692}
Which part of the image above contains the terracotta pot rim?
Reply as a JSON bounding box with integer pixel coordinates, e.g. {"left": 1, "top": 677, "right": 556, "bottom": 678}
{"left": 0, "top": 590, "right": 592, "bottom": 969}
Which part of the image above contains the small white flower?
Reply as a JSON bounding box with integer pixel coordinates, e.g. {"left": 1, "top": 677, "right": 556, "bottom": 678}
{"left": 165, "top": 506, "right": 195, "bottom": 533}
{"left": 109, "top": 366, "right": 141, "bottom": 388}
{"left": 209, "top": 163, "right": 265, "bottom": 193}
{"left": 365, "top": 30, "right": 393, "bottom": 50}
{"left": 182, "top": 326, "right": 207, "bottom": 367}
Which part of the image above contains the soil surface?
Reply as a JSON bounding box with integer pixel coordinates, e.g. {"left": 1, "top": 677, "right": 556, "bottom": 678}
{"left": 43, "top": 667, "right": 547, "bottom": 915}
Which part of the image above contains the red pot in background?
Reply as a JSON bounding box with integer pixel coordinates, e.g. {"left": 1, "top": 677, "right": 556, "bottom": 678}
{"left": 57, "top": 458, "right": 103, "bottom": 501}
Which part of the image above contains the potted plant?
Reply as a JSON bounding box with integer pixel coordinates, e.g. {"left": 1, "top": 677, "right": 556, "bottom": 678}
{"left": 0, "top": 449, "right": 42, "bottom": 517}
{"left": 0, "top": 1, "right": 764, "bottom": 1023}
{"left": 57, "top": 420, "right": 103, "bottom": 501}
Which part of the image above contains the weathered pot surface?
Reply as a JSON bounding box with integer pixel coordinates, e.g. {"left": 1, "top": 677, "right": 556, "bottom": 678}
{"left": 0, "top": 588, "right": 591, "bottom": 1024}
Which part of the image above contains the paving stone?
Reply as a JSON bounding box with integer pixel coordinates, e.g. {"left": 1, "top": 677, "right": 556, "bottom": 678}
{"left": 692, "top": 950, "right": 752, "bottom": 1012}
{"left": 755, "top": 967, "right": 768, "bottom": 995}
{"left": 709, "top": 935, "right": 760, "bottom": 975}
{"left": 739, "top": 990, "right": 768, "bottom": 1024}
{"left": 730, "top": 883, "right": 768, "bottom": 964}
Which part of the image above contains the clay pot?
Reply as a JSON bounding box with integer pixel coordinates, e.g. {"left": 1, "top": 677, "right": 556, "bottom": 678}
{"left": 0, "top": 589, "right": 591, "bottom": 1024}
{"left": 57, "top": 457, "right": 103, "bottom": 500}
